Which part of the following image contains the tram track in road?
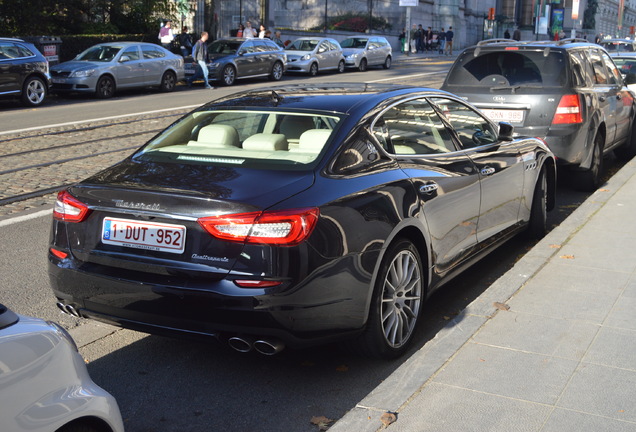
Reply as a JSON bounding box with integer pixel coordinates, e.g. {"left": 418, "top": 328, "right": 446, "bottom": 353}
{"left": 0, "top": 110, "right": 187, "bottom": 215}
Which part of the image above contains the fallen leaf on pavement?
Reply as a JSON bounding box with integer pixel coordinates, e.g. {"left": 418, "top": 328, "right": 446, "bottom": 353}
{"left": 599, "top": 188, "right": 609, "bottom": 192}
{"left": 549, "top": 244, "right": 561, "bottom": 249}
{"left": 493, "top": 302, "right": 510, "bottom": 311}
{"left": 380, "top": 412, "right": 397, "bottom": 426}
{"left": 310, "top": 415, "right": 333, "bottom": 430}
{"left": 336, "top": 364, "right": 349, "bottom": 372}
{"left": 560, "top": 255, "right": 575, "bottom": 260}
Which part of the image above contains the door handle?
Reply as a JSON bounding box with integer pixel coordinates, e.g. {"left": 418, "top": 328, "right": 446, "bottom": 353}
{"left": 419, "top": 183, "right": 438, "bottom": 195}
{"left": 480, "top": 167, "right": 496, "bottom": 176}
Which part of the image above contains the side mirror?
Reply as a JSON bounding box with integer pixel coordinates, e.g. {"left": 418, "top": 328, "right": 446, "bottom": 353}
{"left": 498, "top": 122, "right": 514, "bottom": 141}
{"left": 625, "top": 72, "right": 636, "bottom": 85}
{"left": 119, "top": 55, "right": 131, "bottom": 63}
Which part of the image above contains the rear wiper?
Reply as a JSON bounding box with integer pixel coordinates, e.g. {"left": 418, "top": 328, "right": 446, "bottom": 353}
{"left": 490, "top": 84, "right": 543, "bottom": 93}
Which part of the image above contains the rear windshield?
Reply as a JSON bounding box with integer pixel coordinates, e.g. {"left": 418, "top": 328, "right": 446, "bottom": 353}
{"left": 136, "top": 109, "right": 341, "bottom": 170}
{"left": 611, "top": 56, "right": 636, "bottom": 75}
{"left": 446, "top": 50, "right": 567, "bottom": 87}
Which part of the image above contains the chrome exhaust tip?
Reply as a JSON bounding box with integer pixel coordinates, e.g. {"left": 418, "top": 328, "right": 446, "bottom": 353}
{"left": 56, "top": 302, "right": 68, "bottom": 314}
{"left": 253, "top": 338, "right": 285, "bottom": 356}
{"left": 65, "top": 304, "right": 81, "bottom": 317}
{"left": 228, "top": 336, "right": 254, "bottom": 353}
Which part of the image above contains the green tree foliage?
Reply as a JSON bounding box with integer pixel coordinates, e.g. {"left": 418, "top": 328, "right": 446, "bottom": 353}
{"left": 0, "top": 0, "right": 178, "bottom": 35}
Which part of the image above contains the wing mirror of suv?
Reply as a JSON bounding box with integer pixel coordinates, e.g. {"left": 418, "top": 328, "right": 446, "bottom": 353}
{"left": 498, "top": 122, "right": 514, "bottom": 141}
{"left": 624, "top": 72, "right": 636, "bottom": 85}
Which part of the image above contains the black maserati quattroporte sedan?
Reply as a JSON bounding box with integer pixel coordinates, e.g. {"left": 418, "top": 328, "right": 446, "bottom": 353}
{"left": 49, "top": 84, "right": 556, "bottom": 359}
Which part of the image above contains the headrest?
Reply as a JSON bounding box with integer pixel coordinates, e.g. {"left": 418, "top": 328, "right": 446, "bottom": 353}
{"left": 298, "top": 129, "right": 331, "bottom": 153}
{"left": 242, "top": 133, "right": 288, "bottom": 151}
{"left": 197, "top": 124, "right": 240, "bottom": 147}
{"left": 279, "top": 116, "right": 316, "bottom": 139}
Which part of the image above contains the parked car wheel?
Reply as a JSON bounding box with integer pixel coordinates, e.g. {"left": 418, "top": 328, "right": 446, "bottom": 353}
{"left": 309, "top": 62, "right": 318, "bottom": 76}
{"left": 358, "top": 58, "right": 367, "bottom": 72}
{"left": 383, "top": 55, "right": 392, "bottom": 69}
{"left": 160, "top": 71, "right": 176, "bottom": 92}
{"left": 354, "top": 239, "right": 424, "bottom": 359}
{"left": 575, "top": 132, "right": 604, "bottom": 191}
{"left": 21, "top": 76, "right": 47, "bottom": 107}
{"left": 222, "top": 65, "right": 236, "bottom": 86}
{"left": 337, "top": 60, "right": 345, "bottom": 73}
{"left": 95, "top": 76, "right": 115, "bottom": 99}
{"left": 269, "top": 61, "right": 284, "bottom": 81}
{"left": 528, "top": 168, "right": 548, "bottom": 239}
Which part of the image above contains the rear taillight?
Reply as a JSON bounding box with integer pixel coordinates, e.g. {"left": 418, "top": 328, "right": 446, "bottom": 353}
{"left": 552, "top": 94, "right": 583, "bottom": 124}
{"left": 53, "top": 190, "right": 91, "bottom": 223}
{"left": 198, "top": 207, "right": 319, "bottom": 246}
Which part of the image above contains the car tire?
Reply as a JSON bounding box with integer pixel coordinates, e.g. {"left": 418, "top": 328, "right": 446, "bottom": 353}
{"left": 337, "top": 60, "right": 345, "bottom": 73}
{"left": 21, "top": 76, "right": 47, "bottom": 107}
{"left": 57, "top": 423, "right": 100, "bottom": 432}
{"left": 615, "top": 117, "right": 636, "bottom": 160}
{"left": 358, "top": 58, "right": 367, "bottom": 72}
{"left": 527, "top": 167, "right": 548, "bottom": 239}
{"left": 159, "top": 71, "right": 176, "bottom": 92}
{"left": 222, "top": 65, "right": 236, "bottom": 86}
{"left": 383, "top": 55, "right": 392, "bottom": 69}
{"left": 575, "top": 132, "right": 604, "bottom": 192}
{"left": 95, "top": 76, "right": 115, "bottom": 99}
{"left": 309, "top": 62, "right": 318, "bottom": 76}
{"left": 269, "top": 61, "right": 284, "bottom": 81}
{"left": 353, "top": 238, "right": 424, "bottom": 359}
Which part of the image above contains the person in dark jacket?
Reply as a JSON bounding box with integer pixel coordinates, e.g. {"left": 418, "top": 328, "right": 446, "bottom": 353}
{"left": 188, "top": 32, "right": 213, "bottom": 89}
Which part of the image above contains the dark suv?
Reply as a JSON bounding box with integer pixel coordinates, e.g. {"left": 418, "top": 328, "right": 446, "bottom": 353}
{"left": 441, "top": 38, "right": 636, "bottom": 190}
{"left": 0, "top": 37, "right": 51, "bottom": 107}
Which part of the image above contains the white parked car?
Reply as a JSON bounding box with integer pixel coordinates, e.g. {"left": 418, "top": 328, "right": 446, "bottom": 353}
{"left": 285, "top": 37, "right": 345, "bottom": 75}
{"left": 0, "top": 303, "right": 124, "bottom": 432}
{"left": 341, "top": 36, "right": 392, "bottom": 71}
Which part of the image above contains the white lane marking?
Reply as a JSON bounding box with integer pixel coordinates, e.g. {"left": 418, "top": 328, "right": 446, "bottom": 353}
{"left": 368, "top": 71, "right": 442, "bottom": 83}
{"left": 0, "top": 209, "right": 51, "bottom": 228}
{"left": 0, "top": 105, "right": 201, "bottom": 136}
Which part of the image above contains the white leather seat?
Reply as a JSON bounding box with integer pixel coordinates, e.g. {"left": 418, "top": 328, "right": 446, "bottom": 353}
{"left": 189, "top": 124, "right": 240, "bottom": 148}
{"left": 293, "top": 129, "right": 331, "bottom": 153}
{"left": 242, "top": 133, "right": 288, "bottom": 151}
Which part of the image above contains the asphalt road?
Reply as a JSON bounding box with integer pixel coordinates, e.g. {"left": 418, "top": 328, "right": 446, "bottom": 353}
{"left": 0, "top": 58, "right": 620, "bottom": 431}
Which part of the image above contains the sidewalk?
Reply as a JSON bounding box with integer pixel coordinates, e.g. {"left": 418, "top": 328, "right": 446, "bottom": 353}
{"left": 331, "top": 159, "right": 636, "bottom": 431}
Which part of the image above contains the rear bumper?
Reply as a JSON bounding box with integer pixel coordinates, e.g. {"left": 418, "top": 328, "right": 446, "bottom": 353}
{"left": 48, "top": 251, "right": 372, "bottom": 348}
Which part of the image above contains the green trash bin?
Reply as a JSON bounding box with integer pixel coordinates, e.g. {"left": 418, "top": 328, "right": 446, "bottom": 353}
{"left": 21, "top": 36, "right": 63, "bottom": 65}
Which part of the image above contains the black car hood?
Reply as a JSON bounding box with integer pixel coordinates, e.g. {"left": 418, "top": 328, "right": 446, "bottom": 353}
{"left": 73, "top": 158, "right": 315, "bottom": 214}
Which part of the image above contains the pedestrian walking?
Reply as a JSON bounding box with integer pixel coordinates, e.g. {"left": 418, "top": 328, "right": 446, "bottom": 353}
{"left": 187, "top": 31, "right": 213, "bottom": 89}
{"left": 158, "top": 20, "right": 174, "bottom": 50}
{"left": 438, "top": 28, "right": 446, "bottom": 54}
{"left": 444, "top": 26, "right": 454, "bottom": 55}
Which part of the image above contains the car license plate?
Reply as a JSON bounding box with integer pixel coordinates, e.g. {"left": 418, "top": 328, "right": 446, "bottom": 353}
{"left": 51, "top": 78, "right": 66, "bottom": 84}
{"left": 481, "top": 109, "right": 524, "bottom": 123}
{"left": 101, "top": 217, "right": 186, "bottom": 254}
{"left": 185, "top": 69, "right": 195, "bottom": 75}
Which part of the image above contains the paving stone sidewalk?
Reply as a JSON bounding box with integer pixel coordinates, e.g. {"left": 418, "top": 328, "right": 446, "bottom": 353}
{"left": 331, "top": 158, "right": 636, "bottom": 431}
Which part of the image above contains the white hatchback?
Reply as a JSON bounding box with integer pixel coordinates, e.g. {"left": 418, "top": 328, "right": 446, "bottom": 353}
{"left": 0, "top": 304, "right": 124, "bottom": 432}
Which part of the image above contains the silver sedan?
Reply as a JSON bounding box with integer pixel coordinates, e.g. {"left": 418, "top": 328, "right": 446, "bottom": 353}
{"left": 50, "top": 42, "right": 185, "bottom": 98}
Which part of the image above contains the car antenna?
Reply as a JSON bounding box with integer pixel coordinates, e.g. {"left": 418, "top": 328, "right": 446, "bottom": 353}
{"left": 270, "top": 90, "right": 282, "bottom": 105}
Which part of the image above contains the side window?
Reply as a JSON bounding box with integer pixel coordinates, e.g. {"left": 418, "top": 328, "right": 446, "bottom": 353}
{"left": 429, "top": 97, "right": 498, "bottom": 148}
{"left": 121, "top": 46, "right": 140, "bottom": 61}
{"left": 0, "top": 43, "right": 11, "bottom": 59}
{"left": 331, "top": 130, "right": 382, "bottom": 175}
{"left": 379, "top": 98, "right": 456, "bottom": 155}
{"left": 142, "top": 45, "right": 165, "bottom": 59}
{"left": 569, "top": 50, "right": 592, "bottom": 87}
{"left": 318, "top": 42, "right": 329, "bottom": 53}
{"left": 601, "top": 51, "right": 622, "bottom": 85}
{"left": 252, "top": 40, "right": 267, "bottom": 52}
{"left": 241, "top": 41, "right": 255, "bottom": 54}
{"left": 328, "top": 41, "right": 340, "bottom": 51}
{"left": 0, "top": 42, "right": 22, "bottom": 59}
{"left": 588, "top": 49, "right": 609, "bottom": 84}
{"left": 15, "top": 43, "right": 34, "bottom": 57}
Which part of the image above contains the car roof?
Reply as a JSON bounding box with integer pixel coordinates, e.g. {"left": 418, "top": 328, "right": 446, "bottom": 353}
{"left": 203, "top": 83, "right": 451, "bottom": 114}
{"left": 601, "top": 38, "right": 636, "bottom": 43}
{"left": 469, "top": 38, "right": 603, "bottom": 53}
{"left": 0, "top": 37, "right": 25, "bottom": 43}
{"left": 610, "top": 52, "right": 636, "bottom": 57}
